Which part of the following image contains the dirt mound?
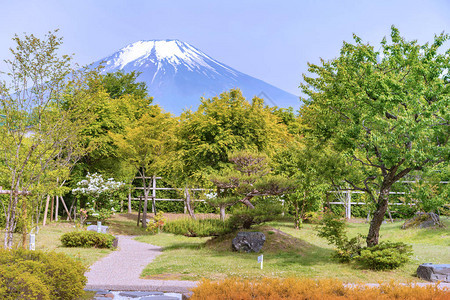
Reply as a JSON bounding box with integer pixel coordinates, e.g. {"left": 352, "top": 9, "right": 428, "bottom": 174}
{"left": 205, "top": 226, "right": 311, "bottom": 254}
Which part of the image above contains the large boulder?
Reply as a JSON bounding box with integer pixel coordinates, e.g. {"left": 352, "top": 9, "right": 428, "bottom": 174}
{"left": 232, "top": 232, "right": 265, "bottom": 253}
{"left": 416, "top": 263, "right": 450, "bottom": 282}
{"left": 401, "top": 212, "right": 443, "bottom": 229}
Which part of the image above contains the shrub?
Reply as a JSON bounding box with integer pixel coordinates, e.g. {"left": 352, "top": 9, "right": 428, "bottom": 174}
{"left": 0, "top": 249, "right": 87, "bottom": 300}
{"left": 60, "top": 230, "right": 116, "bottom": 248}
{"left": 317, "top": 212, "right": 364, "bottom": 262}
{"left": 190, "top": 277, "right": 450, "bottom": 300}
{"left": 146, "top": 211, "right": 167, "bottom": 234}
{"left": 228, "top": 201, "right": 282, "bottom": 230}
{"left": 164, "top": 218, "right": 232, "bottom": 237}
{"left": 357, "top": 241, "right": 413, "bottom": 270}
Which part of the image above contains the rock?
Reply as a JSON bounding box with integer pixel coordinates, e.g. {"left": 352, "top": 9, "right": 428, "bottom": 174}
{"left": 401, "top": 212, "right": 443, "bottom": 229}
{"left": 119, "top": 291, "right": 164, "bottom": 298}
{"left": 141, "top": 297, "right": 179, "bottom": 300}
{"left": 84, "top": 289, "right": 109, "bottom": 294}
{"left": 112, "top": 236, "right": 119, "bottom": 248}
{"left": 416, "top": 263, "right": 450, "bottom": 282}
{"left": 232, "top": 232, "right": 266, "bottom": 253}
{"left": 87, "top": 225, "right": 109, "bottom": 233}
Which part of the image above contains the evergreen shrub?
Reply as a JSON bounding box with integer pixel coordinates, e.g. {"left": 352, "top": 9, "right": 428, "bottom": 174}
{"left": 357, "top": 241, "right": 413, "bottom": 270}
{"left": 60, "top": 231, "right": 116, "bottom": 248}
{"left": 0, "top": 249, "right": 87, "bottom": 300}
{"left": 164, "top": 218, "right": 232, "bottom": 237}
{"left": 228, "top": 201, "right": 283, "bottom": 229}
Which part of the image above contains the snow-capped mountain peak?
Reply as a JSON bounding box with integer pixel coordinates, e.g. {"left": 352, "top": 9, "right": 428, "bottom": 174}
{"left": 106, "top": 39, "right": 230, "bottom": 73}
{"left": 93, "top": 39, "right": 299, "bottom": 114}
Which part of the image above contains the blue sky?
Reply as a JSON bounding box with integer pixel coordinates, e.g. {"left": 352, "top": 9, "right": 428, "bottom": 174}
{"left": 0, "top": 0, "right": 449, "bottom": 96}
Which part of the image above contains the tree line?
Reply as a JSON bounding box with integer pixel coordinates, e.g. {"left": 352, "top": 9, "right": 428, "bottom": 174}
{"left": 0, "top": 27, "right": 448, "bottom": 249}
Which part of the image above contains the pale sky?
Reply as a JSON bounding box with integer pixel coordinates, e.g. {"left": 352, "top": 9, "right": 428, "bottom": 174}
{"left": 0, "top": 0, "right": 449, "bottom": 96}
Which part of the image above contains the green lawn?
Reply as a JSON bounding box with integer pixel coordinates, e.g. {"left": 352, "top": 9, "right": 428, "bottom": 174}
{"left": 35, "top": 223, "right": 114, "bottom": 266}
{"left": 137, "top": 217, "right": 449, "bottom": 283}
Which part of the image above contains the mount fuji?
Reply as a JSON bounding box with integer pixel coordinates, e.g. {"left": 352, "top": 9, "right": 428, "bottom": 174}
{"left": 92, "top": 40, "right": 300, "bottom": 114}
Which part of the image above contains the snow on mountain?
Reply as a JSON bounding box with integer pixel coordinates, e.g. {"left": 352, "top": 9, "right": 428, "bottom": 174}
{"left": 92, "top": 39, "right": 300, "bottom": 114}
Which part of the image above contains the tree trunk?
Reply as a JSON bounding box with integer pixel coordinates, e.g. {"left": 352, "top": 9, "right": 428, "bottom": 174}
{"left": 142, "top": 190, "right": 149, "bottom": 228}
{"left": 50, "top": 196, "right": 54, "bottom": 222}
{"left": 55, "top": 196, "right": 59, "bottom": 221}
{"left": 5, "top": 192, "right": 19, "bottom": 249}
{"left": 60, "top": 196, "right": 72, "bottom": 221}
{"left": 22, "top": 196, "right": 27, "bottom": 250}
{"left": 366, "top": 186, "right": 391, "bottom": 247}
{"left": 184, "top": 187, "right": 196, "bottom": 220}
{"left": 137, "top": 196, "right": 142, "bottom": 226}
{"left": 219, "top": 205, "right": 226, "bottom": 221}
{"left": 141, "top": 170, "right": 149, "bottom": 229}
{"left": 128, "top": 192, "right": 132, "bottom": 213}
{"left": 43, "top": 195, "right": 50, "bottom": 226}
{"left": 294, "top": 202, "right": 299, "bottom": 230}
{"left": 239, "top": 196, "right": 255, "bottom": 209}
{"left": 152, "top": 176, "right": 157, "bottom": 216}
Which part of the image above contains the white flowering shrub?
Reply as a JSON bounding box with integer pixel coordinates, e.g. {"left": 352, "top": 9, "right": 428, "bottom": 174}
{"left": 72, "top": 173, "right": 125, "bottom": 219}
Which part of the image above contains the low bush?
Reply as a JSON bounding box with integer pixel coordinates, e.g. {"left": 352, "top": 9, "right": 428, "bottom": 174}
{"left": 228, "top": 202, "right": 283, "bottom": 230}
{"left": 164, "top": 218, "right": 232, "bottom": 237}
{"left": 317, "top": 212, "right": 412, "bottom": 269}
{"left": 357, "top": 241, "right": 413, "bottom": 270}
{"left": 191, "top": 277, "right": 449, "bottom": 300}
{"left": 60, "top": 230, "right": 116, "bottom": 248}
{"left": 317, "top": 212, "right": 364, "bottom": 262}
{"left": 146, "top": 211, "right": 167, "bottom": 234}
{"left": 0, "top": 249, "right": 87, "bottom": 300}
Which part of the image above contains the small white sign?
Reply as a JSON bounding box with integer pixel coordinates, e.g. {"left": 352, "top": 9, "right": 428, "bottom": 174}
{"left": 29, "top": 233, "right": 35, "bottom": 251}
{"left": 257, "top": 255, "right": 263, "bottom": 269}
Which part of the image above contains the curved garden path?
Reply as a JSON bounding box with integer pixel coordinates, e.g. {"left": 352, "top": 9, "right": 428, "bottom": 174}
{"left": 85, "top": 235, "right": 198, "bottom": 293}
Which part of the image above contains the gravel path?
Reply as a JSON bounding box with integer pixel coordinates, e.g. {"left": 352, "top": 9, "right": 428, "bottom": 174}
{"left": 85, "top": 235, "right": 198, "bottom": 294}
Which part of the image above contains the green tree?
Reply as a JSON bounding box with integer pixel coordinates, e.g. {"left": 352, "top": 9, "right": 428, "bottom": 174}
{"left": 110, "top": 106, "right": 175, "bottom": 228}
{"left": 0, "top": 31, "right": 95, "bottom": 248}
{"left": 300, "top": 26, "right": 449, "bottom": 246}
{"left": 170, "top": 89, "right": 291, "bottom": 218}
{"left": 75, "top": 70, "right": 153, "bottom": 179}
{"left": 274, "top": 141, "right": 330, "bottom": 229}
{"left": 209, "top": 151, "right": 295, "bottom": 221}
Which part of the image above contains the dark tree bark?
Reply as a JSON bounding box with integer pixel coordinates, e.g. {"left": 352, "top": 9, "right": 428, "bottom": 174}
{"left": 366, "top": 186, "right": 391, "bottom": 247}
{"left": 239, "top": 196, "right": 255, "bottom": 209}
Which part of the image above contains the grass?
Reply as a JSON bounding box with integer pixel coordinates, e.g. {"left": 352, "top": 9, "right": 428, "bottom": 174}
{"left": 4, "top": 222, "right": 114, "bottom": 266}
{"left": 137, "top": 216, "right": 450, "bottom": 283}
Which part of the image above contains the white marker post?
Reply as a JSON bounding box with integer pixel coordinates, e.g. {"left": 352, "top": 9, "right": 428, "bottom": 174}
{"left": 29, "top": 233, "right": 35, "bottom": 251}
{"left": 257, "top": 255, "right": 263, "bottom": 270}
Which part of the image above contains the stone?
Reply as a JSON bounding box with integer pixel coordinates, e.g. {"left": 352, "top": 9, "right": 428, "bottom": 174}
{"left": 232, "top": 232, "right": 266, "bottom": 253}
{"left": 141, "top": 297, "right": 179, "bottom": 300}
{"left": 416, "top": 263, "right": 450, "bottom": 282}
{"left": 84, "top": 289, "right": 109, "bottom": 294}
{"left": 119, "top": 291, "right": 164, "bottom": 298}
{"left": 87, "top": 225, "right": 109, "bottom": 233}
{"left": 402, "top": 212, "right": 443, "bottom": 229}
{"left": 112, "top": 237, "right": 119, "bottom": 248}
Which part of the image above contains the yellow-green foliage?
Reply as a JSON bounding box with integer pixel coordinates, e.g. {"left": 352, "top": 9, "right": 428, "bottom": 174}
{"left": 164, "top": 218, "right": 232, "bottom": 237}
{"left": 60, "top": 230, "right": 116, "bottom": 248}
{"left": 0, "top": 249, "right": 87, "bottom": 300}
{"left": 191, "top": 278, "right": 449, "bottom": 300}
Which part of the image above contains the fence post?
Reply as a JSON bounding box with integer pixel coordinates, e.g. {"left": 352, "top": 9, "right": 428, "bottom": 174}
{"left": 346, "top": 191, "right": 351, "bottom": 219}
{"left": 152, "top": 176, "right": 156, "bottom": 214}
